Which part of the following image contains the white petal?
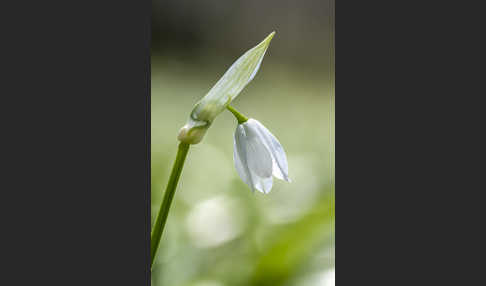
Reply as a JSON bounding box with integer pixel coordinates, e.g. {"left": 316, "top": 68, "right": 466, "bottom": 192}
{"left": 242, "top": 122, "right": 273, "bottom": 178}
{"left": 251, "top": 172, "right": 273, "bottom": 194}
{"left": 248, "top": 119, "right": 291, "bottom": 182}
{"left": 233, "top": 125, "right": 255, "bottom": 191}
{"left": 271, "top": 160, "right": 290, "bottom": 182}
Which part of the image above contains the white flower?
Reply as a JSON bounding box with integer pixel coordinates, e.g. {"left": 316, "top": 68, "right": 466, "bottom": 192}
{"left": 233, "top": 119, "right": 290, "bottom": 194}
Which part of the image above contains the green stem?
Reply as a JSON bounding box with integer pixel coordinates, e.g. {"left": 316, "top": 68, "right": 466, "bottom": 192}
{"left": 151, "top": 142, "right": 190, "bottom": 269}
{"left": 227, "top": 105, "right": 249, "bottom": 124}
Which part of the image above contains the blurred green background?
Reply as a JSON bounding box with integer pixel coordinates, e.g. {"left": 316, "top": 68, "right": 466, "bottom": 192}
{"left": 152, "top": 1, "right": 334, "bottom": 285}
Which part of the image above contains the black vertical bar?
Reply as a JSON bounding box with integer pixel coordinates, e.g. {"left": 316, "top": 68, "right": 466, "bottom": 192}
{"left": 1, "top": 0, "right": 152, "bottom": 284}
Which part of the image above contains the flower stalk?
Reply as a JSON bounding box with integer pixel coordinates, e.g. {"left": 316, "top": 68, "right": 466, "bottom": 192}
{"left": 227, "top": 105, "right": 248, "bottom": 124}
{"left": 150, "top": 142, "right": 190, "bottom": 269}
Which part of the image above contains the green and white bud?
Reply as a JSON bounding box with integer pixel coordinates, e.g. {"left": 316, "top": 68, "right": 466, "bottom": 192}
{"left": 178, "top": 31, "right": 275, "bottom": 144}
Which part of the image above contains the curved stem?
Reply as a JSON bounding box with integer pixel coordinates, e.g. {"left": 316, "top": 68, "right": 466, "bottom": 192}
{"left": 151, "top": 142, "right": 190, "bottom": 269}
{"left": 227, "top": 105, "right": 249, "bottom": 124}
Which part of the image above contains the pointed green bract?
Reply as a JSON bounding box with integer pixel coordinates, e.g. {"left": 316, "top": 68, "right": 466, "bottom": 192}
{"left": 178, "top": 32, "right": 275, "bottom": 144}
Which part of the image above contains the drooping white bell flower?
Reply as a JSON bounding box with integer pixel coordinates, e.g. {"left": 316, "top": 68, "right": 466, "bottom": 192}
{"left": 233, "top": 118, "right": 290, "bottom": 194}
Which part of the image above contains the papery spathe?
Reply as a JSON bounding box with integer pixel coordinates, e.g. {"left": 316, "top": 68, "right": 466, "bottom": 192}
{"left": 178, "top": 32, "right": 275, "bottom": 144}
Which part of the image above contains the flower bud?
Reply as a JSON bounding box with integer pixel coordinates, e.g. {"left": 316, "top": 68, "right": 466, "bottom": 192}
{"left": 177, "top": 32, "right": 275, "bottom": 144}
{"left": 177, "top": 116, "right": 209, "bottom": 144}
